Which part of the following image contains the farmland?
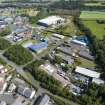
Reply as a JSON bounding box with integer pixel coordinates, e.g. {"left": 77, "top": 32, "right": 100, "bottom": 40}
{"left": 80, "top": 11, "right": 105, "bottom": 20}
{"left": 82, "top": 20, "right": 105, "bottom": 39}
{"left": 80, "top": 11, "right": 105, "bottom": 39}
{"left": 84, "top": 2, "right": 105, "bottom": 7}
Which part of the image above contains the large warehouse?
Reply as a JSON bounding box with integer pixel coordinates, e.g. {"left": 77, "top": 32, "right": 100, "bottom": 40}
{"left": 28, "top": 42, "right": 48, "bottom": 53}
{"left": 38, "top": 16, "right": 65, "bottom": 27}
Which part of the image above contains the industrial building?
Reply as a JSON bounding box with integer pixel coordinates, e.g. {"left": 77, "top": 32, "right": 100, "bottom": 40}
{"left": 52, "top": 33, "right": 65, "bottom": 39}
{"left": 28, "top": 42, "right": 48, "bottom": 53}
{"left": 17, "top": 85, "right": 36, "bottom": 99}
{"left": 35, "top": 94, "right": 50, "bottom": 105}
{"left": 75, "top": 66, "right": 100, "bottom": 78}
{"left": 56, "top": 53, "right": 74, "bottom": 65}
{"left": 92, "top": 78, "right": 104, "bottom": 85}
{"left": 71, "top": 36, "right": 89, "bottom": 47}
{"left": 13, "top": 27, "right": 32, "bottom": 39}
{"left": 0, "top": 21, "right": 7, "bottom": 29}
{"left": 38, "top": 16, "right": 65, "bottom": 27}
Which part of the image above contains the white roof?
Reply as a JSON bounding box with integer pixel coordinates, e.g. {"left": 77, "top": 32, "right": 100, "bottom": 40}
{"left": 38, "top": 16, "right": 64, "bottom": 26}
{"left": 72, "top": 39, "right": 87, "bottom": 46}
{"left": 92, "top": 78, "right": 104, "bottom": 85}
{"left": 75, "top": 66, "right": 100, "bottom": 78}
{"left": 52, "top": 34, "right": 65, "bottom": 39}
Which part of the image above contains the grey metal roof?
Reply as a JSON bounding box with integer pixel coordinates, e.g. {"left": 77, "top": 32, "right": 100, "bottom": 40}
{"left": 17, "top": 85, "right": 34, "bottom": 99}
{"left": 78, "top": 49, "right": 94, "bottom": 61}
{"left": 36, "top": 94, "right": 50, "bottom": 105}
{"left": 14, "top": 28, "right": 28, "bottom": 34}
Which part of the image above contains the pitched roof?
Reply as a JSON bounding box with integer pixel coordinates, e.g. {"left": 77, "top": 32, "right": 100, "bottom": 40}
{"left": 36, "top": 94, "right": 50, "bottom": 105}
{"left": 17, "top": 85, "right": 35, "bottom": 99}
{"left": 75, "top": 66, "right": 100, "bottom": 78}
{"left": 28, "top": 42, "right": 48, "bottom": 52}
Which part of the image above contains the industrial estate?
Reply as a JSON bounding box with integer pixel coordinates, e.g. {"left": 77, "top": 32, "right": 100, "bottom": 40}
{"left": 0, "top": 0, "right": 104, "bottom": 105}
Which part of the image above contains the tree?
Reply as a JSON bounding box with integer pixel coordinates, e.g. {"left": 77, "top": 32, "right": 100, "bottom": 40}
{"left": 3, "top": 45, "right": 33, "bottom": 65}
{"left": 0, "top": 38, "right": 11, "bottom": 50}
{"left": 62, "top": 64, "right": 69, "bottom": 72}
{"left": 55, "top": 56, "right": 63, "bottom": 64}
{"left": 0, "top": 27, "right": 11, "bottom": 37}
{"left": 74, "top": 57, "right": 82, "bottom": 66}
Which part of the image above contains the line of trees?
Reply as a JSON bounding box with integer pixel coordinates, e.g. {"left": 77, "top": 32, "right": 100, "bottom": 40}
{"left": 78, "top": 83, "right": 105, "bottom": 105}
{"left": 50, "top": 0, "right": 83, "bottom": 9}
{"left": 21, "top": 8, "right": 49, "bottom": 25}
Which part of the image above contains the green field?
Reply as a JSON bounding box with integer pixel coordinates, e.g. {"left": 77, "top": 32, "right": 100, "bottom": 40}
{"left": 80, "top": 11, "right": 105, "bottom": 20}
{"left": 79, "top": 57, "right": 95, "bottom": 69}
{"left": 80, "top": 11, "right": 105, "bottom": 39}
{"left": 82, "top": 20, "right": 105, "bottom": 39}
{"left": 84, "top": 2, "right": 105, "bottom": 7}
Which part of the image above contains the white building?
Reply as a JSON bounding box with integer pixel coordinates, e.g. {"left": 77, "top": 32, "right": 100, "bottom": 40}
{"left": 71, "top": 39, "right": 87, "bottom": 46}
{"left": 75, "top": 66, "right": 100, "bottom": 78}
{"left": 92, "top": 78, "right": 104, "bottom": 85}
{"left": 52, "top": 33, "right": 65, "bottom": 39}
{"left": 38, "top": 16, "right": 65, "bottom": 27}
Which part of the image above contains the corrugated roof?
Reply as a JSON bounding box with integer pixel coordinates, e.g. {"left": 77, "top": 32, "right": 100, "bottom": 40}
{"left": 75, "top": 66, "right": 100, "bottom": 78}
{"left": 38, "top": 16, "right": 64, "bottom": 26}
{"left": 28, "top": 42, "right": 48, "bottom": 52}
{"left": 17, "top": 85, "right": 35, "bottom": 99}
{"left": 36, "top": 94, "right": 50, "bottom": 105}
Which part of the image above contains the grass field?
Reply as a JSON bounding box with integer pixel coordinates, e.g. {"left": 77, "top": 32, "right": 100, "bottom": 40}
{"left": 79, "top": 57, "right": 95, "bottom": 69}
{"left": 82, "top": 20, "right": 105, "bottom": 39}
{"left": 80, "top": 11, "right": 105, "bottom": 20}
{"left": 80, "top": 11, "right": 105, "bottom": 39}
{"left": 84, "top": 2, "right": 105, "bottom": 7}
